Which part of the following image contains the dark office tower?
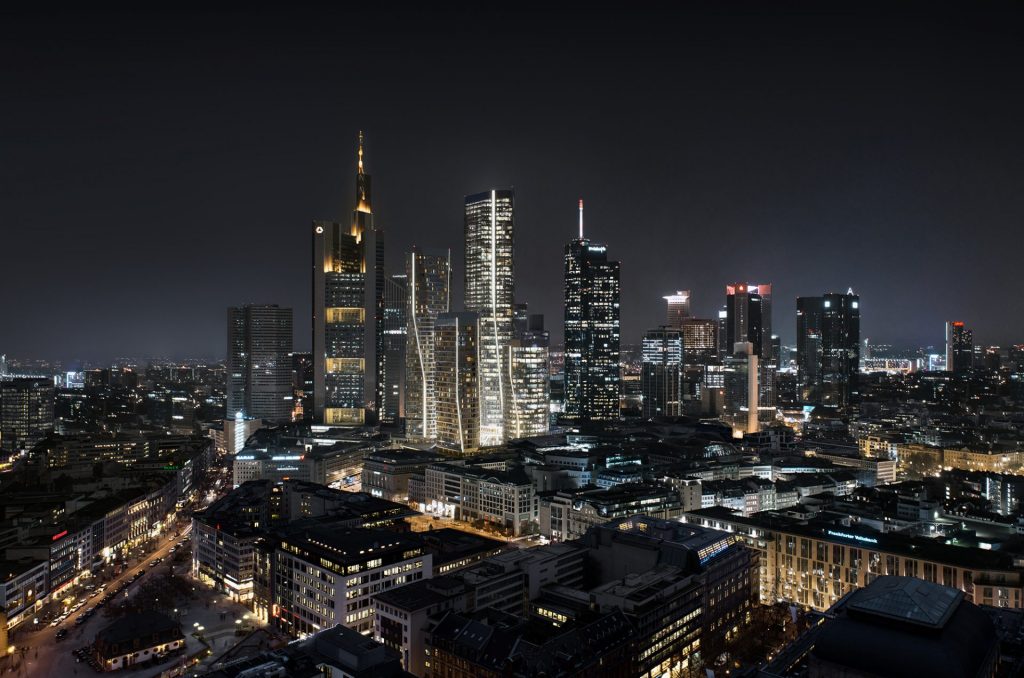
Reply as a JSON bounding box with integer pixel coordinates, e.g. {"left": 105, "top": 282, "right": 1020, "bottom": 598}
{"left": 717, "top": 307, "right": 729, "bottom": 359}
{"left": 664, "top": 291, "right": 692, "bottom": 328}
{"left": 405, "top": 249, "right": 451, "bottom": 442}
{"left": 0, "top": 377, "right": 54, "bottom": 455}
{"left": 725, "top": 283, "right": 772, "bottom": 360}
{"left": 464, "top": 189, "right": 515, "bottom": 445}
{"left": 434, "top": 312, "right": 481, "bottom": 455}
{"left": 796, "top": 296, "right": 823, "bottom": 402}
{"left": 290, "top": 352, "right": 313, "bottom": 421}
{"left": 227, "top": 304, "right": 293, "bottom": 422}
{"left": 379, "top": 274, "right": 408, "bottom": 426}
{"left": 819, "top": 292, "right": 860, "bottom": 406}
{"left": 512, "top": 303, "right": 529, "bottom": 337}
{"left": 642, "top": 327, "right": 683, "bottom": 417}
{"left": 506, "top": 314, "right": 550, "bottom": 438}
{"left": 313, "top": 132, "right": 385, "bottom": 425}
{"left": 946, "top": 321, "right": 974, "bottom": 374}
{"left": 564, "top": 200, "right": 621, "bottom": 422}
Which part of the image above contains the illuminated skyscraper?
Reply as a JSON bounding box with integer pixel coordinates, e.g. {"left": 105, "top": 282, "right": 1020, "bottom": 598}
{"left": 506, "top": 314, "right": 550, "bottom": 439}
{"left": 642, "top": 327, "right": 683, "bottom": 417}
{"left": 946, "top": 321, "right": 974, "bottom": 374}
{"left": 463, "top": 189, "right": 515, "bottom": 445}
{"left": 0, "top": 376, "right": 54, "bottom": 455}
{"left": 564, "top": 200, "right": 621, "bottom": 422}
{"left": 379, "top": 274, "right": 407, "bottom": 426}
{"left": 313, "top": 132, "right": 385, "bottom": 425}
{"left": 434, "top": 312, "right": 480, "bottom": 455}
{"left": 723, "top": 342, "right": 761, "bottom": 435}
{"left": 227, "top": 304, "right": 293, "bottom": 422}
{"left": 664, "top": 291, "right": 691, "bottom": 328}
{"left": 680, "top": 318, "right": 718, "bottom": 366}
{"left": 405, "top": 249, "right": 451, "bottom": 441}
{"left": 725, "top": 283, "right": 772, "bottom": 360}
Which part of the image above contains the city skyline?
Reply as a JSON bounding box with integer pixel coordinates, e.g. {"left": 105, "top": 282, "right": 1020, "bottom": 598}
{"left": 4, "top": 8, "right": 1024, "bottom": 362}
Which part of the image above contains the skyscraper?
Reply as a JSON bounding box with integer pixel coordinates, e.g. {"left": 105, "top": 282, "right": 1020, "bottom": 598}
{"left": 642, "top": 327, "right": 683, "bottom": 418}
{"left": 946, "top": 321, "right": 974, "bottom": 374}
{"left": 434, "top": 312, "right": 480, "bottom": 455}
{"left": 820, "top": 292, "right": 860, "bottom": 406}
{"left": 227, "top": 304, "right": 293, "bottom": 422}
{"left": 725, "top": 283, "right": 772, "bottom": 360}
{"left": 379, "top": 274, "right": 408, "bottom": 426}
{"left": 463, "top": 189, "right": 515, "bottom": 446}
{"left": 564, "top": 200, "right": 621, "bottom": 422}
{"left": 664, "top": 291, "right": 692, "bottom": 328}
{"left": 506, "top": 314, "right": 550, "bottom": 439}
{"left": 796, "top": 296, "right": 823, "bottom": 402}
{"left": 722, "top": 342, "right": 760, "bottom": 436}
{"left": 405, "top": 249, "right": 451, "bottom": 442}
{"left": 0, "top": 376, "right": 54, "bottom": 455}
{"left": 796, "top": 292, "right": 860, "bottom": 406}
{"left": 680, "top": 318, "right": 718, "bottom": 366}
{"left": 313, "top": 132, "right": 385, "bottom": 425}
{"left": 717, "top": 307, "right": 729, "bottom": 359}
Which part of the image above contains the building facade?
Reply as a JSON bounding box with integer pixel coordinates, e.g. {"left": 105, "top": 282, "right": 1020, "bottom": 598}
{"left": 379, "top": 273, "right": 407, "bottom": 426}
{"left": 313, "top": 132, "right": 384, "bottom": 425}
{"left": 0, "top": 376, "right": 54, "bottom": 455}
{"left": 463, "top": 189, "right": 515, "bottom": 446}
{"left": 404, "top": 249, "right": 451, "bottom": 442}
{"left": 506, "top": 315, "right": 550, "bottom": 439}
{"left": 564, "top": 201, "right": 621, "bottom": 422}
{"left": 227, "top": 304, "right": 293, "bottom": 422}
{"left": 725, "top": 283, "right": 772, "bottom": 361}
{"left": 434, "top": 312, "right": 481, "bottom": 455}
{"left": 641, "top": 327, "right": 683, "bottom": 417}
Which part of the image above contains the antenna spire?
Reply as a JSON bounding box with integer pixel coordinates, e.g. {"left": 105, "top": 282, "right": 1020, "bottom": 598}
{"left": 357, "top": 130, "right": 364, "bottom": 175}
{"left": 578, "top": 199, "right": 584, "bottom": 239}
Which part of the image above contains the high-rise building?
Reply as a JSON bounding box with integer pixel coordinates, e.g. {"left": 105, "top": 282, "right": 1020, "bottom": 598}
{"left": 664, "top": 291, "right": 691, "bottom": 328}
{"left": 820, "top": 292, "right": 860, "bottom": 406}
{"left": 463, "top": 189, "right": 515, "bottom": 446}
{"left": 0, "top": 377, "right": 54, "bottom": 454}
{"left": 227, "top": 304, "right": 293, "bottom": 422}
{"left": 796, "top": 296, "right": 823, "bottom": 402}
{"left": 379, "top": 274, "right": 407, "bottom": 426}
{"left": 725, "top": 283, "right": 772, "bottom": 360}
{"left": 680, "top": 318, "right": 718, "bottom": 366}
{"left": 564, "top": 201, "right": 621, "bottom": 422}
{"left": 796, "top": 292, "right": 860, "bottom": 406}
{"left": 642, "top": 327, "right": 683, "bottom": 417}
{"left": 434, "top": 312, "right": 480, "bottom": 455}
{"left": 506, "top": 314, "right": 550, "bottom": 439}
{"left": 313, "top": 132, "right": 385, "bottom": 425}
{"left": 946, "top": 321, "right": 974, "bottom": 374}
{"left": 723, "top": 342, "right": 760, "bottom": 435}
{"left": 405, "top": 249, "right": 451, "bottom": 442}
{"left": 717, "top": 307, "right": 729, "bottom": 359}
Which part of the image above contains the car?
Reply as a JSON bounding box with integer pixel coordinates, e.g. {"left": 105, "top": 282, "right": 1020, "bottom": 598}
{"left": 56, "top": 629, "right": 69, "bottom": 640}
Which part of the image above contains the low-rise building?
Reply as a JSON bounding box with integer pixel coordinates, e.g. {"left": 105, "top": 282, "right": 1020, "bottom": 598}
{"left": 423, "top": 462, "right": 538, "bottom": 536}
{"left": 93, "top": 612, "right": 184, "bottom": 671}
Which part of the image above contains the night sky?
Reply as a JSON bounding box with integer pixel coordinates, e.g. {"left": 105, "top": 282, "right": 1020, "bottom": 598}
{"left": 4, "top": 6, "right": 1024, "bottom": 363}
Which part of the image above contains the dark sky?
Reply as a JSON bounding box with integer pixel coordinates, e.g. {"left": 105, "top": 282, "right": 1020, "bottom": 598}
{"left": 3, "top": 6, "right": 1024, "bottom": 363}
